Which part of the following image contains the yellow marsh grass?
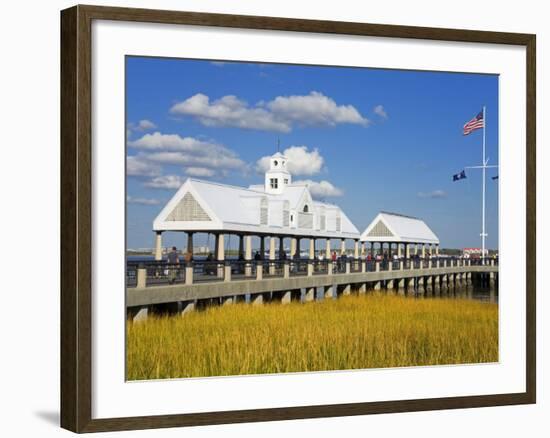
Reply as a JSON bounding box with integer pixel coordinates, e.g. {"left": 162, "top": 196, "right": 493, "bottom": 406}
{"left": 127, "top": 294, "right": 498, "bottom": 380}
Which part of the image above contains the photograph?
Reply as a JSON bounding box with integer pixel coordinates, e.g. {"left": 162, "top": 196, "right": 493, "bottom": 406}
{"left": 125, "top": 57, "right": 500, "bottom": 381}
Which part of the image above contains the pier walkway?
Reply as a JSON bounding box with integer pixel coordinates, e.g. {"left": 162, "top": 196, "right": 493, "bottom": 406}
{"left": 127, "top": 258, "right": 498, "bottom": 320}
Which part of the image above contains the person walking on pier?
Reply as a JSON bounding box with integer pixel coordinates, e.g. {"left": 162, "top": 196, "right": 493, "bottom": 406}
{"left": 167, "top": 246, "right": 180, "bottom": 284}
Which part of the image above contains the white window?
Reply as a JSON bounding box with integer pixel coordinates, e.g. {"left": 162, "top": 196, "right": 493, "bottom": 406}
{"left": 270, "top": 178, "right": 278, "bottom": 189}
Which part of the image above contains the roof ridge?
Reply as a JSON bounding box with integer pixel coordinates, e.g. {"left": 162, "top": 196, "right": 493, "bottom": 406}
{"left": 190, "top": 178, "right": 277, "bottom": 197}
{"left": 380, "top": 211, "right": 419, "bottom": 220}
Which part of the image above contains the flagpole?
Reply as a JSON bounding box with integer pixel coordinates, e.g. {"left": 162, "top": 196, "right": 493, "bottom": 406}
{"left": 481, "top": 105, "right": 487, "bottom": 262}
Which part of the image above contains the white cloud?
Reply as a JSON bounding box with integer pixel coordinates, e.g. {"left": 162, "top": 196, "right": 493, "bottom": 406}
{"left": 170, "top": 94, "right": 289, "bottom": 132}
{"left": 373, "top": 105, "right": 388, "bottom": 119}
{"left": 127, "top": 119, "right": 157, "bottom": 135}
{"left": 256, "top": 146, "right": 324, "bottom": 176}
{"left": 417, "top": 190, "right": 447, "bottom": 199}
{"left": 144, "top": 175, "right": 185, "bottom": 190}
{"left": 170, "top": 91, "right": 368, "bottom": 132}
{"left": 126, "top": 155, "right": 162, "bottom": 177}
{"left": 126, "top": 195, "right": 161, "bottom": 205}
{"left": 294, "top": 179, "right": 344, "bottom": 198}
{"left": 268, "top": 91, "right": 368, "bottom": 127}
{"left": 185, "top": 167, "right": 216, "bottom": 178}
{"left": 129, "top": 131, "right": 215, "bottom": 152}
{"left": 129, "top": 132, "right": 247, "bottom": 173}
{"left": 147, "top": 151, "right": 246, "bottom": 171}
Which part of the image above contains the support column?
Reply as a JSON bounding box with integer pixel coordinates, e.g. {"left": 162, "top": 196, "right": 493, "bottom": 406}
{"left": 398, "top": 261, "right": 405, "bottom": 294}
{"left": 340, "top": 239, "right": 346, "bottom": 256}
{"left": 387, "top": 260, "right": 394, "bottom": 290}
{"left": 309, "top": 238, "right": 315, "bottom": 259}
{"left": 436, "top": 244, "right": 440, "bottom": 256}
{"left": 374, "top": 261, "right": 381, "bottom": 290}
{"left": 131, "top": 306, "right": 148, "bottom": 322}
{"left": 405, "top": 243, "right": 410, "bottom": 259}
{"left": 186, "top": 232, "right": 194, "bottom": 259}
{"left": 426, "top": 273, "right": 433, "bottom": 294}
{"left": 154, "top": 231, "right": 163, "bottom": 261}
{"left": 421, "top": 244, "right": 426, "bottom": 258}
{"left": 259, "top": 236, "right": 265, "bottom": 259}
{"left": 418, "top": 276, "right": 425, "bottom": 294}
{"left": 280, "top": 291, "right": 292, "bottom": 304}
{"left": 325, "top": 239, "right": 331, "bottom": 259}
{"left": 221, "top": 296, "right": 234, "bottom": 306}
{"left": 361, "top": 242, "right": 366, "bottom": 257}
{"left": 341, "top": 284, "right": 351, "bottom": 296}
{"left": 238, "top": 234, "right": 244, "bottom": 259}
{"left": 185, "top": 263, "right": 193, "bottom": 285}
{"left": 244, "top": 235, "right": 252, "bottom": 276}
{"left": 224, "top": 261, "right": 232, "bottom": 282}
{"left": 305, "top": 287, "right": 315, "bottom": 302}
{"left": 215, "top": 233, "right": 225, "bottom": 278}
{"left": 354, "top": 239, "right": 359, "bottom": 259}
{"left": 215, "top": 234, "right": 225, "bottom": 260}
{"left": 256, "top": 261, "right": 263, "bottom": 280}
{"left": 290, "top": 237, "right": 297, "bottom": 259}
{"left": 370, "top": 242, "right": 374, "bottom": 257}
{"left": 490, "top": 259, "right": 496, "bottom": 286}
{"left": 296, "top": 238, "right": 301, "bottom": 259}
{"left": 178, "top": 301, "right": 196, "bottom": 315}
{"left": 414, "top": 243, "right": 418, "bottom": 256}
{"left": 308, "top": 238, "right": 315, "bottom": 276}
{"left": 136, "top": 266, "right": 147, "bottom": 289}
{"left": 388, "top": 242, "right": 393, "bottom": 258}
{"left": 251, "top": 293, "right": 268, "bottom": 306}
{"left": 397, "top": 243, "right": 402, "bottom": 258}
{"left": 269, "top": 237, "right": 276, "bottom": 275}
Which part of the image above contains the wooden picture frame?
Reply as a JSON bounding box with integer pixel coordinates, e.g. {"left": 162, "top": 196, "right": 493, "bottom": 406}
{"left": 60, "top": 4, "right": 536, "bottom": 433}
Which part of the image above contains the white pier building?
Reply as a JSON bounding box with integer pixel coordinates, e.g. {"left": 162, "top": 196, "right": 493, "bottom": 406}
{"left": 152, "top": 152, "right": 360, "bottom": 261}
{"left": 361, "top": 211, "right": 440, "bottom": 258}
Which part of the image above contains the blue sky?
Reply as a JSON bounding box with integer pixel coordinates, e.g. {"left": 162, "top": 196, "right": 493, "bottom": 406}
{"left": 126, "top": 57, "right": 499, "bottom": 250}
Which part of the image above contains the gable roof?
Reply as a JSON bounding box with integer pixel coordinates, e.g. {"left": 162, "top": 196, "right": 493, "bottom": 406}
{"left": 154, "top": 178, "right": 360, "bottom": 238}
{"left": 153, "top": 178, "right": 359, "bottom": 239}
{"left": 360, "top": 211, "right": 439, "bottom": 244}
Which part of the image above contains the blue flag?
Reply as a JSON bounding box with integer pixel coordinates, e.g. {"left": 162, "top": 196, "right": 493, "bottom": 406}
{"left": 452, "top": 170, "right": 467, "bottom": 182}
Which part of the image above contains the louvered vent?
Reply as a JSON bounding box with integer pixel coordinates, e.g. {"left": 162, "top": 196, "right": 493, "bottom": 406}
{"left": 282, "top": 201, "right": 290, "bottom": 227}
{"left": 260, "top": 198, "right": 268, "bottom": 225}
{"left": 166, "top": 192, "right": 211, "bottom": 221}
{"left": 367, "top": 220, "right": 393, "bottom": 237}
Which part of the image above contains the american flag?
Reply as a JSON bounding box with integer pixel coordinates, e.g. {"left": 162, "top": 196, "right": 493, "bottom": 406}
{"left": 463, "top": 110, "right": 484, "bottom": 135}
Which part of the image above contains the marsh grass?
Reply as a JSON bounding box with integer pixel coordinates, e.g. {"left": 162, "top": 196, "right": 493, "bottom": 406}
{"left": 126, "top": 293, "right": 498, "bottom": 380}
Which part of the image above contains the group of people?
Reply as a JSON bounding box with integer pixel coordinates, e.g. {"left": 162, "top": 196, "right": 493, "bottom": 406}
{"left": 161, "top": 245, "right": 453, "bottom": 283}
{"left": 165, "top": 246, "right": 192, "bottom": 284}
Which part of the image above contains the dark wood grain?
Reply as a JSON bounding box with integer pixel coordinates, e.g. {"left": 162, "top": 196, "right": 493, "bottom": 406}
{"left": 60, "top": 4, "right": 537, "bottom": 433}
{"left": 525, "top": 34, "right": 536, "bottom": 404}
{"left": 60, "top": 5, "right": 78, "bottom": 432}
